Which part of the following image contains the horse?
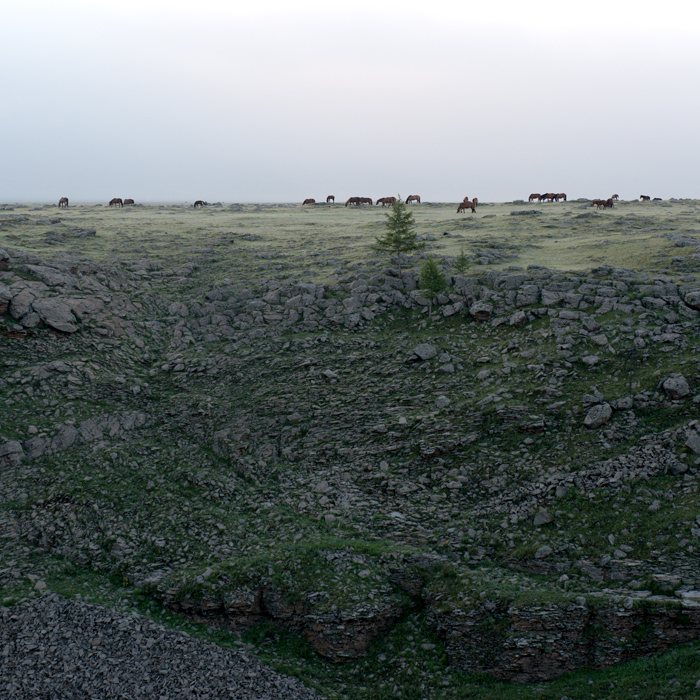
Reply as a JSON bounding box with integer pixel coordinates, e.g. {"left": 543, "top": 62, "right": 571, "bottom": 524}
{"left": 472, "top": 197, "right": 478, "bottom": 207}
{"left": 554, "top": 193, "right": 567, "bottom": 202}
{"left": 542, "top": 193, "right": 556, "bottom": 202}
{"left": 376, "top": 197, "right": 396, "bottom": 207}
{"left": 528, "top": 193, "right": 541, "bottom": 202}
{"left": 652, "top": 197, "right": 662, "bottom": 201}
{"left": 123, "top": 198, "right": 135, "bottom": 205}
{"left": 326, "top": 195, "right": 335, "bottom": 203}
{"left": 592, "top": 199, "right": 613, "bottom": 209}
{"left": 611, "top": 194, "right": 619, "bottom": 201}
{"left": 640, "top": 195, "right": 651, "bottom": 201}
{"left": 345, "top": 197, "right": 361, "bottom": 207}
{"left": 604, "top": 198, "right": 614, "bottom": 208}
{"left": 457, "top": 200, "right": 475, "bottom": 214}
{"left": 194, "top": 200, "right": 206, "bottom": 208}
{"left": 58, "top": 197, "right": 69, "bottom": 208}
{"left": 406, "top": 195, "right": 420, "bottom": 204}
{"left": 360, "top": 197, "right": 373, "bottom": 206}
{"left": 302, "top": 198, "right": 316, "bottom": 205}
{"left": 109, "top": 198, "right": 123, "bottom": 207}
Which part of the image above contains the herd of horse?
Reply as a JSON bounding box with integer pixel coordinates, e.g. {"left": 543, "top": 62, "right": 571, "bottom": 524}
{"left": 528, "top": 193, "right": 567, "bottom": 202}
{"left": 55, "top": 193, "right": 667, "bottom": 211}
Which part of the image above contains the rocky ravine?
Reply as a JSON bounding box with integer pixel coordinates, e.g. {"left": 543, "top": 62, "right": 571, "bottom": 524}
{"left": 3, "top": 233, "right": 700, "bottom": 685}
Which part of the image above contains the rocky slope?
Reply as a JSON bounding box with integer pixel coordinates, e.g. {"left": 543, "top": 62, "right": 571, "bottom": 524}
{"left": 2, "top": 204, "right": 700, "bottom": 690}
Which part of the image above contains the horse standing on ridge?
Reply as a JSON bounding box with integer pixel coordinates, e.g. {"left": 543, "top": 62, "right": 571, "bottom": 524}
{"left": 123, "top": 199, "right": 135, "bottom": 205}
{"left": 302, "top": 199, "right": 316, "bottom": 205}
{"left": 326, "top": 195, "right": 335, "bottom": 203}
{"left": 109, "top": 198, "right": 123, "bottom": 207}
{"left": 457, "top": 200, "right": 475, "bottom": 214}
{"left": 406, "top": 195, "right": 421, "bottom": 204}
{"left": 58, "top": 197, "right": 69, "bottom": 208}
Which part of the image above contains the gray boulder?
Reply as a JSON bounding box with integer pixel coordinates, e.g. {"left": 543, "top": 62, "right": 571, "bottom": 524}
{"left": 469, "top": 301, "right": 493, "bottom": 322}
{"left": 413, "top": 343, "right": 437, "bottom": 360}
{"left": 584, "top": 402, "right": 612, "bottom": 429}
{"left": 0, "top": 441, "right": 24, "bottom": 466}
{"left": 32, "top": 298, "right": 78, "bottom": 333}
{"left": 662, "top": 374, "right": 690, "bottom": 399}
{"left": 9, "top": 289, "right": 35, "bottom": 319}
{"left": 533, "top": 510, "right": 554, "bottom": 527}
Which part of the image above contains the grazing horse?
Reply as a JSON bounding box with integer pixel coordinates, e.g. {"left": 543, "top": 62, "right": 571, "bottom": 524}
{"left": 326, "top": 195, "right": 335, "bottom": 203}
{"left": 406, "top": 194, "right": 421, "bottom": 204}
{"left": 593, "top": 199, "right": 613, "bottom": 209}
{"left": 542, "top": 193, "right": 556, "bottom": 202}
{"left": 554, "top": 193, "right": 567, "bottom": 202}
{"left": 345, "top": 197, "right": 361, "bottom": 206}
{"left": 194, "top": 200, "right": 206, "bottom": 208}
{"left": 528, "top": 193, "right": 541, "bottom": 203}
{"left": 640, "top": 195, "right": 651, "bottom": 201}
{"left": 302, "top": 198, "right": 316, "bottom": 205}
{"left": 376, "top": 197, "right": 396, "bottom": 207}
{"left": 457, "top": 200, "right": 475, "bottom": 214}
{"left": 109, "top": 198, "right": 123, "bottom": 207}
{"left": 58, "top": 197, "right": 69, "bottom": 208}
{"left": 611, "top": 194, "right": 619, "bottom": 201}
{"left": 360, "top": 197, "right": 373, "bottom": 206}
{"left": 123, "top": 198, "right": 135, "bottom": 205}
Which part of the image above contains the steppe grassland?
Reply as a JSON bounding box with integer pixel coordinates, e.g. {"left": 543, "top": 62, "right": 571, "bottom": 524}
{"left": 6, "top": 199, "right": 699, "bottom": 278}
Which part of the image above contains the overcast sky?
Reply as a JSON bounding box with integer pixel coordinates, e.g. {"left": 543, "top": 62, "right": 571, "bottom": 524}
{"left": 3, "top": 0, "right": 699, "bottom": 203}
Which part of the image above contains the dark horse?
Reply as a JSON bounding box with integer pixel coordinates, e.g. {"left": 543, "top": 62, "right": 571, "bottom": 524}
{"left": 109, "top": 198, "right": 123, "bottom": 207}
{"left": 194, "top": 200, "right": 206, "bottom": 208}
{"left": 457, "top": 200, "right": 475, "bottom": 214}
{"left": 376, "top": 197, "right": 396, "bottom": 207}
{"left": 123, "top": 198, "right": 135, "bottom": 205}
{"left": 326, "top": 195, "right": 335, "bottom": 203}
{"left": 58, "top": 197, "right": 69, "bottom": 208}
{"left": 406, "top": 194, "right": 420, "bottom": 204}
{"left": 359, "top": 197, "right": 373, "bottom": 206}
{"left": 640, "top": 195, "right": 651, "bottom": 201}
{"left": 302, "top": 199, "right": 316, "bottom": 205}
{"left": 345, "top": 197, "right": 361, "bottom": 206}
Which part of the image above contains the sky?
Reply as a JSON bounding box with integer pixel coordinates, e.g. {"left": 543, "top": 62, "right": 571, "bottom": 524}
{"left": 2, "top": 0, "right": 700, "bottom": 203}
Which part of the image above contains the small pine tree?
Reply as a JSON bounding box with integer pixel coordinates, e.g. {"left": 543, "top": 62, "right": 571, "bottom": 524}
{"left": 420, "top": 255, "right": 447, "bottom": 322}
{"left": 374, "top": 197, "right": 424, "bottom": 274}
{"left": 453, "top": 246, "right": 470, "bottom": 276}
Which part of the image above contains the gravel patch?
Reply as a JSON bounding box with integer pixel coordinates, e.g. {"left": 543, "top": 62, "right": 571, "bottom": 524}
{"left": 0, "top": 593, "right": 323, "bottom": 699}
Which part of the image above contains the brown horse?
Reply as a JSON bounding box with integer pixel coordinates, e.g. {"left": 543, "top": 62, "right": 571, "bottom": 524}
{"left": 345, "top": 197, "right": 361, "bottom": 206}
{"left": 592, "top": 199, "right": 613, "bottom": 209}
{"left": 542, "top": 193, "right": 556, "bottom": 202}
{"left": 472, "top": 197, "right": 478, "bottom": 207}
{"left": 194, "top": 200, "right": 206, "bottom": 208}
{"left": 109, "top": 198, "right": 123, "bottom": 207}
{"left": 611, "top": 194, "right": 619, "bottom": 201}
{"left": 58, "top": 197, "right": 69, "bottom": 208}
{"left": 123, "top": 198, "right": 135, "bottom": 205}
{"left": 528, "top": 193, "right": 541, "bottom": 202}
{"left": 457, "top": 201, "right": 475, "bottom": 214}
{"left": 376, "top": 197, "right": 396, "bottom": 207}
{"left": 360, "top": 197, "right": 373, "bottom": 206}
{"left": 326, "top": 195, "right": 335, "bottom": 203}
{"left": 640, "top": 195, "right": 651, "bottom": 201}
{"left": 406, "top": 195, "right": 420, "bottom": 204}
{"left": 302, "top": 198, "right": 316, "bottom": 205}
{"left": 554, "top": 193, "right": 567, "bottom": 202}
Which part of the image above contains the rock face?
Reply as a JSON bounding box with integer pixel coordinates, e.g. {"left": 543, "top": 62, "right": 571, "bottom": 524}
{"left": 429, "top": 600, "right": 700, "bottom": 684}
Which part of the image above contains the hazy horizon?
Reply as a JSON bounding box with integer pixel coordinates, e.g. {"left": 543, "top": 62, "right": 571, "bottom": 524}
{"left": 3, "top": 1, "right": 700, "bottom": 203}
